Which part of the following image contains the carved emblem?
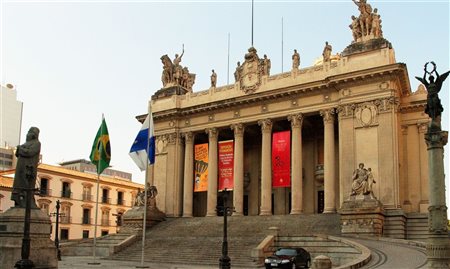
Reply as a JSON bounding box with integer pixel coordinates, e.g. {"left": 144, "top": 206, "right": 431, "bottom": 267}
{"left": 239, "top": 47, "right": 262, "bottom": 94}
{"left": 355, "top": 102, "right": 378, "bottom": 127}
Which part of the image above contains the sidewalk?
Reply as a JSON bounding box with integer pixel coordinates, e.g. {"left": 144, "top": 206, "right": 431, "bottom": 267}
{"left": 59, "top": 256, "right": 220, "bottom": 269}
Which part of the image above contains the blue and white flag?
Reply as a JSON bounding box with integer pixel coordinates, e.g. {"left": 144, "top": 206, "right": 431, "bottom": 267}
{"left": 129, "top": 112, "right": 155, "bottom": 171}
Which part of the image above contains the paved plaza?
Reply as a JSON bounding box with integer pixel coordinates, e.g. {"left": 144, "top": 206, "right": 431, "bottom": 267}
{"left": 58, "top": 237, "right": 428, "bottom": 269}
{"left": 59, "top": 256, "right": 217, "bottom": 269}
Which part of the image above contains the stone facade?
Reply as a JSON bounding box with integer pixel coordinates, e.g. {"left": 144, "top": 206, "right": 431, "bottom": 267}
{"left": 138, "top": 2, "right": 430, "bottom": 238}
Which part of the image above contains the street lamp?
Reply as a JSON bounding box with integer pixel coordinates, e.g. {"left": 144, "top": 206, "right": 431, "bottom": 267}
{"left": 50, "top": 200, "right": 63, "bottom": 261}
{"left": 217, "top": 189, "right": 234, "bottom": 269}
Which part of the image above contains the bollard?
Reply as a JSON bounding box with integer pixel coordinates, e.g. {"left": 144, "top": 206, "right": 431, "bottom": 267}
{"left": 313, "top": 255, "right": 332, "bottom": 269}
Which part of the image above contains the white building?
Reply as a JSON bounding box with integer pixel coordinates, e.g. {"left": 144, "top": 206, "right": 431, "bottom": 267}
{"left": 0, "top": 84, "right": 23, "bottom": 148}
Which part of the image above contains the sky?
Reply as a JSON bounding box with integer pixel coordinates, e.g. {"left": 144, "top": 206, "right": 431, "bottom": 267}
{"left": 1, "top": 0, "right": 449, "bottom": 210}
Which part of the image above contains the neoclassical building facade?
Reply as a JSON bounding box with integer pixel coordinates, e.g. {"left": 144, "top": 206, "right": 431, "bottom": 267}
{"left": 146, "top": 4, "right": 429, "bottom": 220}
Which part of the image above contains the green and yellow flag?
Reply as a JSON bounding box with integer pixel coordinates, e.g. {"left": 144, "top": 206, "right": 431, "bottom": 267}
{"left": 89, "top": 117, "right": 111, "bottom": 174}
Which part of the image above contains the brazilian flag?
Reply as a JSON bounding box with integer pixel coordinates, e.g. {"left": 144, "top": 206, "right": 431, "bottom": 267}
{"left": 89, "top": 117, "right": 111, "bottom": 174}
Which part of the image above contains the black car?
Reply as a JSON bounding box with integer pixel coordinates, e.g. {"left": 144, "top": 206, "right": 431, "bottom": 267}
{"left": 264, "top": 247, "right": 311, "bottom": 269}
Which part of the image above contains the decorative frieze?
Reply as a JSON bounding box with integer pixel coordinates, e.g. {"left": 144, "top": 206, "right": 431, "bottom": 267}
{"left": 261, "top": 104, "right": 268, "bottom": 113}
{"left": 291, "top": 99, "right": 299, "bottom": 107}
{"left": 233, "top": 110, "right": 240, "bottom": 118}
{"left": 208, "top": 114, "right": 215, "bottom": 122}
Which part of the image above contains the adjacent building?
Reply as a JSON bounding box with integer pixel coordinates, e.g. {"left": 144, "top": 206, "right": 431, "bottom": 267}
{"left": 0, "top": 84, "right": 23, "bottom": 148}
{"left": 0, "top": 163, "right": 144, "bottom": 240}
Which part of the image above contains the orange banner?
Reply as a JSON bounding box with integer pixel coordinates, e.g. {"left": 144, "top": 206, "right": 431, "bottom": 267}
{"left": 218, "top": 140, "right": 234, "bottom": 191}
{"left": 272, "top": 131, "right": 291, "bottom": 188}
{"left": 194, "top": 143, "right": 208, "bottom": 192}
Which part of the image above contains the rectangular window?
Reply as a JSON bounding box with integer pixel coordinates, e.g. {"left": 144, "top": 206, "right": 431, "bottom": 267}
{"left": 102, "top": 189, "right": 109, "bottom": 204}
{"left": 61, "top": 182, "right": 71, "bottom": 198}
{"left": 117, "top": 191, "right": 124, "bottom": 205}
{"left": 82, "top": 230, "right": 89, "bottom": 239}
{"left": 101, "top": 230, "right": 109, "bottom": 236}
{"left": 82, "top": 208, "right": 90, "bottom": 224}
{"left": 60, "top": 229, "right": 69, "bottom": 240}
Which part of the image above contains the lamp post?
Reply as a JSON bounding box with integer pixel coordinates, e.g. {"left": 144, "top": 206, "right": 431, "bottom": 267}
{"left": 14, "top": 165, "right": 35, "bottom": 269}
{"left": 50, "top": 200, "right": 63, "bottom": 261}
{"left": 218, "top": 189, "right": 233, "bottom": 269}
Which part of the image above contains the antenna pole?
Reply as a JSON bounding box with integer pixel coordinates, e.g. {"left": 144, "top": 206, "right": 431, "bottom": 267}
{"left": 227, "top": 33, "right": 230, "bottom": 85}
{"left": 281, "top": 17, "right": 284, "bottom": 73}
{"left": 251, "top": 0, "right": 254, "bottom": 47}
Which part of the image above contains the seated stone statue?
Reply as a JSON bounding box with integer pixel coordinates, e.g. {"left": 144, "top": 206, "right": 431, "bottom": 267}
{"left": 351, "top": 163, "right": 369, "bottom": 196}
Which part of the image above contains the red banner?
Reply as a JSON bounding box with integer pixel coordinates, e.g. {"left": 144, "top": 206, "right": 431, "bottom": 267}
{"left": 272, "top": 131, "right": 291, "bottom": 188}
{"left": 218, "top": 140, "right": 234, "bottom": 191}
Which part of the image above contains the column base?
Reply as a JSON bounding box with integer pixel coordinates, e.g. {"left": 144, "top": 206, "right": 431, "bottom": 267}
{"left": 233, "top": 212, "right": 243, "bottom": 216}
{"left": 290, "top": 209, "right": 303, "bottom": 215}
{"left": 206, "top": 213, "right": 217, "bottom": 217}
{"left": 323, "top": 208, "right": 336, "bottom": 214}
{"left": 259, "top": 210, "right": 272, "bottom": 216}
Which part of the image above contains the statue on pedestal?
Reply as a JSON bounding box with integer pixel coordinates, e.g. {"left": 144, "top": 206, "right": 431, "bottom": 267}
{"left": 350, "top": 163, "right": 376, "bottom": 197}
{"left": 11, "top": 127, "right": 41, "bottom": 208}
{"left": 415, "top": 62, "right": 449, "bottom": 127}
{"left": 322, "top": 42, "right": 332, "bottom": 63}
{"left": 159, "top": 46, "right": 196, "bottom": 92}
{"left": 292, "top": 49, "right": 300, "bottom": 69}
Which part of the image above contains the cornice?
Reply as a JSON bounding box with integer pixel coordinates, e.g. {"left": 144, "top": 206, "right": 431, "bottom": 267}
{"left": 143, "top": 63, "right": 410, "bottom": 122}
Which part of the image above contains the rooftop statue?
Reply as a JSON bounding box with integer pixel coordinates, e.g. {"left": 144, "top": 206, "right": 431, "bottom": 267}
{"left": 11, "top": 127, "right": 41, "bottom": 208}
{"left": 292, "top": 49, "right": 300, "bottom": 69}
{"left": 415, "top": 62, "right": 450, "bottom": 128}
{"left": 160, "top": 46, "right": 196, "bottom": 92}
{"left": 210, "top": 69, "right": 217, "bottom": 88}
{"left": 350, "top": 0, "right": 383, "bottom": 42}
{"left": 238, "top": 47, "right": 263, "bottom": 94}
{"left": 322, "top": 42, "right": 332, "bottom": 63}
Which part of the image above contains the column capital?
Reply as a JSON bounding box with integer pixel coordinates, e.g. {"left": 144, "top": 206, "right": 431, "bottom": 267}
{"left": 287, "top": 113, "right": 304, "bottom": 128}
{"left": 258, "top": 119, "right": 273, "bottom": 132}
{"left": 401, "top": 124, "right": 409, "bottom": 135}
{"left": 417, "top": 122, "right": 428, "bottom": 133}
{"left": 231, "top": 123, "right": 245, "bottom": 137}
{"left": 336, "top": 104, "right": 355, "bottom": 119}
{"left": 182, "top": 131, "right": 195, "bottom": 143}
{"left": 167, "top": 132, "right": 180, "bottom": 145}
{"left": 320, "top": 108, "right": 335, "bottom": 124}
{"left": 205, "top": 127, "right": 218, "bottom": 139}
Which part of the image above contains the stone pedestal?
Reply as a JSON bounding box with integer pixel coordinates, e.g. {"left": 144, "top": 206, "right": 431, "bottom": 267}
{"left": 151, "top": 85, "right": 188, "bottom": 100}
{"left": 339, "top": 196, "right": 384, "bottom": 236}
{"left": 121, "top": 204, "right": 166, "bottom": 234}
{"left": 0, "top": 207, "right": 57, "bottom": 269}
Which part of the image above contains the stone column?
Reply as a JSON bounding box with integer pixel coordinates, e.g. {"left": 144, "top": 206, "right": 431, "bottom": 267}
{"left": 258, "top": 119, "right": 273, "bottom": 215}
{"left": 231, "top": 123, "right": 245, "bottom": 216}
{"left": 425, "top": 127, "right": 450, "bottom": 268}
{"left": 418, "top": 123, "right": 429, "bottom": 212}
{"left": 206, "top": 128, "right": 218, "bottom": 217}
{"left": 182, "top": 132, "right": 194, "bottom": 217}
{"left": 321, "top": 109, "right": 336, "bottom": 214}
{"left": 288, "top": 113, "right": 303, "bottom": 214}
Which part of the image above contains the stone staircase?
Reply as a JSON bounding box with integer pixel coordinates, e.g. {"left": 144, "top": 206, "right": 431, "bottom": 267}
{"left": 109, "top": 214, "right": 341, "bottom": 267}
{"left": 406, "top": 213, "right": 428, "bottom": 241}
{"left": 61, "top": 233, "right": 137, "bottom": 257}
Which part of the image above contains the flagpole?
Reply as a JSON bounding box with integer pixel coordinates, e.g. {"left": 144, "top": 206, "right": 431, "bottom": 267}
{"left": 137, "top": 104, "right": 152, "bottom": 269}
{"left": 89, "top": 114, "right": 103, "bottom": 265}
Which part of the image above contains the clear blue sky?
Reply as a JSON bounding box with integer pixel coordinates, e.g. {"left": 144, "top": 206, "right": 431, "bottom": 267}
{"left": 1, "top": 0, "right": 449, "bottom": 209}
